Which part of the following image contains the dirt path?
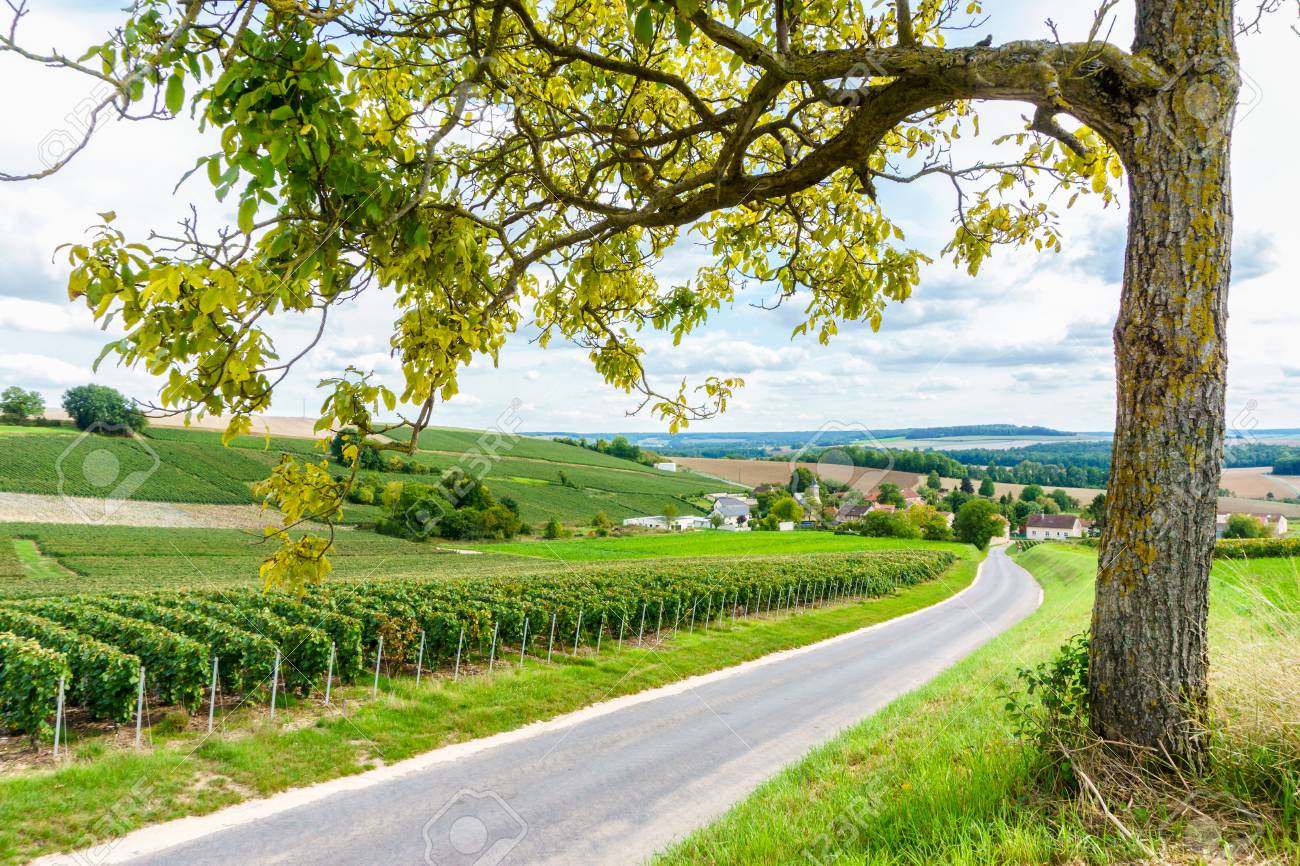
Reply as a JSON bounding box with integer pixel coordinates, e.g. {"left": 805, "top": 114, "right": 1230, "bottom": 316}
{"left": 0, "top": 492, "right": 272, "bottom": 530}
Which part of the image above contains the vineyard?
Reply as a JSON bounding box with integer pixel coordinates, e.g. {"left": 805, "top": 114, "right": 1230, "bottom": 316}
{"left": 0, "top": 548, "right": 955, "bottom": 736}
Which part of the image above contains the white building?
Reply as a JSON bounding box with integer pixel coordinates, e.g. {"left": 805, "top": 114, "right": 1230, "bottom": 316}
{"left": 621, "top": 514, "right": 712, "bottom": 531}
{"left": 654, "top": 462, "right": 678, "bottom": 472}
{"left": 710, "top": 496, "right": 751, "bottom": 526}
{"left": 1025, "top": 514, "right": 1083, "bottom": 540}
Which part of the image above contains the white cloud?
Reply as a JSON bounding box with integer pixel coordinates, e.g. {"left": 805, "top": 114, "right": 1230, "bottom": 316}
{"left": 0, "top": 296, "right": 95, "bottom": 333}
{"left": 0, "top": 352, "right": 88, "bottom": 387}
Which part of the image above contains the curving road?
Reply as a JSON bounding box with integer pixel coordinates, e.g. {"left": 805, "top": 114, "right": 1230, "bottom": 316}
{"left": 42, "top": 546, "right": 1041, "bottom": 866}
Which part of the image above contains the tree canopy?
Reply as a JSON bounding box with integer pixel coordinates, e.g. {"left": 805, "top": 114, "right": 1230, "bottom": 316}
{"left": 1, "top": 0, "right": 1144, "bottom": 587}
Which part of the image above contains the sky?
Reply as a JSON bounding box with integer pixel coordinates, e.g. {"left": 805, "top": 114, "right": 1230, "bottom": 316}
{"left": 0, "top": 1, "right": 1294, "bottom": 436}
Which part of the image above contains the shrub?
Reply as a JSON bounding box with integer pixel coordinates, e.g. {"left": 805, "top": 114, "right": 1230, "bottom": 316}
{"left": 0, "top": 549, "right": 956, "bottom": 722}
{"left": 0, "top": 631, "right": 69, "bottom": 736}
{"left": 1005, "top": 633, "right": 1091, "bottom": 773}
{"left": 857, "top": 510, "right": 919, "bottom": 539}
{"left": 169, "top": 596, "right": 330, "bottom": 694}
{"left": 60, "top": 384, "right": 145, "bottom": 433}
{"left": 1214, "top": 536, "right": 1300, "bottom": 559}
{"left": 1222, "top": 513, "right": 1266, "bottom": 539}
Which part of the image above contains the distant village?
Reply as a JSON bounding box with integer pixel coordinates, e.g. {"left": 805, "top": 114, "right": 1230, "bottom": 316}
{"left": 623, "top": 463, "right": 1290, "bottom": 543}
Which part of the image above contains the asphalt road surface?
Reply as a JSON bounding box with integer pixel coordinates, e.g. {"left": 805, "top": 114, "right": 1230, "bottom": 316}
{"left": 57, "top": 546, "right": 1041, "bottom": 866}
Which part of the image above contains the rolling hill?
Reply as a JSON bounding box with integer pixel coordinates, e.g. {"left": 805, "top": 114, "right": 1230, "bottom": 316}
{"left": 0, "top": 422, "right": 744, "bottom": 528}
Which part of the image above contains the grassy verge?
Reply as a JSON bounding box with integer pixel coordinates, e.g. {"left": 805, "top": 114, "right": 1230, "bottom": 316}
{"left": 0, "top": 552, "right": 980, "bottom": 865}
{"left": 655, "top": 545, "right": 1300, "bottom": 866}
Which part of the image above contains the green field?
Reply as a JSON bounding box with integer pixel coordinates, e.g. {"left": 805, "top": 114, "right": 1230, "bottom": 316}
{"left": 0, "top": 524, "right": 959, "bottom": 597}
{"left": 656, "top": 545, "right": 1300, "bottom": 865}
{"left": 0, "top": 424, "right": 741, "bottom": 527}
{"left": 0, "top": 428, "right": 282, "bottom": 503}
{"left": 385, "top": 425, "right": 676, "bottom": 471}
{"left": 465, "top": 531, "right": 968, "bottom": 561}
{"left": 0, "top": 426, "right": 70, "bottom": 436}
{"left": 0, "top": 523, "right": 578, "bottom": 597}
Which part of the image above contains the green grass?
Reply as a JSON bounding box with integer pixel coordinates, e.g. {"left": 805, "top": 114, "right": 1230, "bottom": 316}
{"left": 0, "top": 551, "right": 981, "bottom": 865}
{"left": 465, "top": 531, "right": 969, "bottom": 561}
{"left": 8, "top": 539, "right": 70, "bottom": 582}
{"left": 0, "top": 523, "right": 574, "bottom": 596}
{"left": 654, "top": 545, "right": 1300, "bottom": 866}
{"left": 0, "top": 426, "right": 69, "bottom": 436}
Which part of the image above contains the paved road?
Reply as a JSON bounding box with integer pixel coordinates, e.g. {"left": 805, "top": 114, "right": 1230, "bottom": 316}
{"left": 68, "top": 546, "right": 1041, "bottom": 866}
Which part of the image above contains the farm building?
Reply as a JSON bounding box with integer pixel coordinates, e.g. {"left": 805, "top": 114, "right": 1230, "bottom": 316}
{"left": 654, "top": 461, "right": 678, "bottom": 472}
{"left": 1025, "top": 514, "right": 1083, "bottom": 540}
{"left": 622, "top": 514, "right": 712, "bottom": 531}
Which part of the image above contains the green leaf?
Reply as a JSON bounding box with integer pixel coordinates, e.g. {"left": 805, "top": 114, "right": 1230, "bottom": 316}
{"left": 165, "top": 74, "right": 185, "bottom": 115}
{"left": 237, "top": 197, "right": 257, "bottom": 234}
{"left": 634, "top": 7, "right": 655, "bottom": 44}
{"left": 673, "top": 16, "right": 692, "bottom": 46}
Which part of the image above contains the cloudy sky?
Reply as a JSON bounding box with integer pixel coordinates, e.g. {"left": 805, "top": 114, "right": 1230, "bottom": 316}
{"left": 0, "top": 1, "right": 1294, "bottom": 435}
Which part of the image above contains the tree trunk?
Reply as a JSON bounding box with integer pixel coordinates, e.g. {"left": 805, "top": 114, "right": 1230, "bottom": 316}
{"left": 1090, "top": 0, "right": 1237, "bottom": 762}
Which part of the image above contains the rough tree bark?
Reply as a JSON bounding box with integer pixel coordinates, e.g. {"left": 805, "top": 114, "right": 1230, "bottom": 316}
{"left": 1090, "top": 0, "right": 1238, "bottom": 762}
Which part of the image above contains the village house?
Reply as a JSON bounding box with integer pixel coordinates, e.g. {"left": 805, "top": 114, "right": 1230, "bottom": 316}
{"left": 1025, "top": 513, "right": 1083, "bottom": 540}
{"left": 833, "top": 502, "right": 872, "bottom": 524}
{"left": 710, "top": 496, "right": 751, "bottom": 526}
{"left": 832, "top": 500, "right": 903, "bottom": 525}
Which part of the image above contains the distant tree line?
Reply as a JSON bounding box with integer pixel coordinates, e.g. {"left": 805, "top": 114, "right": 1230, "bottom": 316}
{"left": 552, "top": 435, "right": 657, "bottom": 467}
{"left": 902, "top": 424, "right": 1070, "bottom": 439}
{"left": 1273, "top": 452, "right": 1300, "bottom": 475}
{"left": 790, "top": 439, "right": 1300, "bottom": 490}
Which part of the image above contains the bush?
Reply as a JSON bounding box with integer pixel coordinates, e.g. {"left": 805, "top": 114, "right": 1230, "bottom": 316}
{"left": 857, "top": 510, "right": 919, "bottom": 539}
{"left": 0, "top": 549, "right": 957, "bottom": 722}
{"left": 170, "top": 596, "right": 330, "bottom": 694}
{"left": 1222, "top": 513, "right": 1266, "bottom": 539}
{"left": 61, "top": 384, "right": 145, "bottom": 433}
{"left": 1214, "top": 536, "right": 1300, "bottom": 559}
{"left": 0, "top": 631, "right": 69, "bottom": 736}
{"left": 88, "top": 597, "right": 275, "bottom": 694}
{"left": 543, "top": 517, "right": 565, "bottom": 539}
{"left": 1006, "top": 633, "right": 1091, "bottom": 771}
